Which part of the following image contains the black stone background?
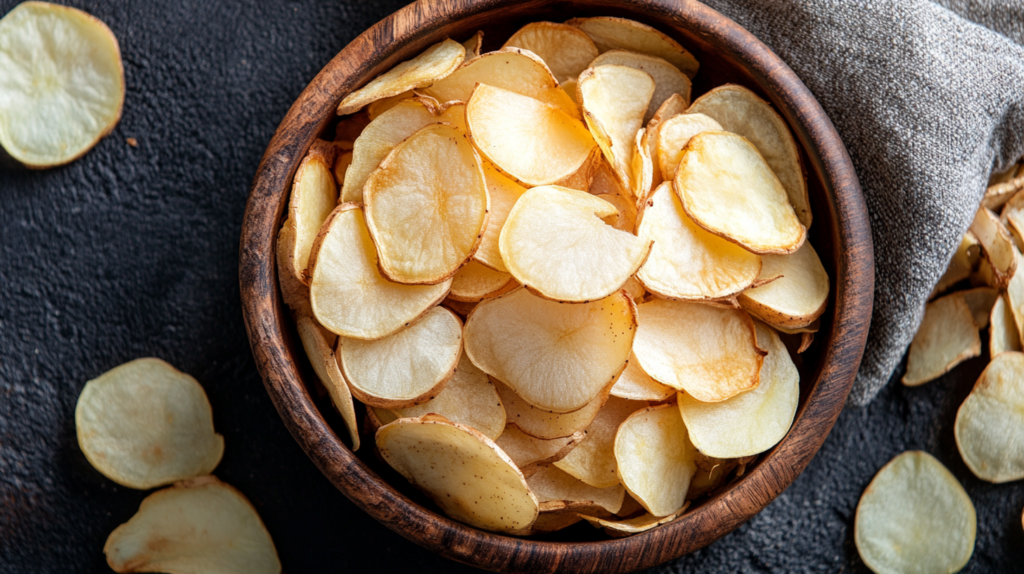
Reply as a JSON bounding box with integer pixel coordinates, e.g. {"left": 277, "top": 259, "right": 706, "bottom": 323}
{"left": 1, "top": 0, "right": 1023, "bottom": 572}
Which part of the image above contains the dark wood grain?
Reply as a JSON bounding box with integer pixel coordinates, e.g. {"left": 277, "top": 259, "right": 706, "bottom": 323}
{"left": 239, "top": 1, "right": 875, "bottom": 572}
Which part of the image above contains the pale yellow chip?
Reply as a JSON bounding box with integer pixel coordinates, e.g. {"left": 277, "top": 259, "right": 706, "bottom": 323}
{"left": 283, "top": 140, "right": 338, "bottom": 284}
{"left": 954, "top": 352, "right": 1024, "bottom": 483}
{"left": 595, "top": 193, "right": 638, "bottom": 232}
{"left": 650, "top": 93, "right": 688, "bottom": 124}
{"left": 104, "top": 476, "right": 281, "bottom": 574}
{"left": 461, "top": 30, "right": 483, "bottom": 57}
{"left": 902, "top": 293, "right": 981, "bottom": 386}
{"left": 377, "top": 416, "right": 539, "bottom": 534}
{"left": 630, "top": 128, "right": 655, "bottom": 202}
{"left": 933, "top": 231, "right": 981, "bottom": 295}
{"left": 611, "top": 351, "right": 675, "bottom": 401}
{"left": 567, "top": 17, "right": 699, "bottom": 78}
{"left": 365, "top": 91, "right": 414, "bottom": 120}
{"left": 959, "top": 286, "right": 997, "bottom": 328}
{"left": 614, "top": 404, "right": 696, "bottom": 517}
{"left": 1006, "top": 249, "right": 1024, "bottom": 337}
{"left": 527, "top": 466, "right": 625, "bottom": 515}
{"left": 633, "top": 299, "right": 765, "bottom": 402}
{"left": 494, "top": 379, "right": 607, "bottom": 440}
{"left": 308, "top": 205, "right": 450, "bottom": 339}
{"left": 591, "top": 50, "right": 692, "bottom": 123}
{"left": 473, "top": 162, "right": 528, "bottom": 272}
{"left": 276, "top": 223, "right": 311, "bottom": 316}
{"left": 296, "top": 316, "right": 360, "bottom": 451}
{"left": 990, "top": 294, "right": 1021, "bottom": 357}
{"left": 688, "top": 85, "right": 810, "bottom": 228}
{"left": 855, "top": 451, "right": 976, "bottom": 574}
{"left": 338, "top": 306, "right": 462, "bottom": 408}
{"left": 502, "top": 22, "right": 599, "bottom": 84}
{"left": 554, "top": 397, "right": 646, "bottom": 488}
{"left": 493, "top": 425, "right": 585, "bottom": 471}
{"left": 449, "top": 261, "right": 516, "bottom": 302}
{"left": 654, "top": 113, "right": 722, "bottom": 181}
{"left": 337, "top": 38, "right": 465, "bottom": 115}
{"left": 679, "top": 322, "right": 799, "bottom": 458}
{"left": 969, "top": 207, "right": 1017, "bottom": 288}
{"left": 579, "top": 506, "right": 687, "bottom": 537}
{"left": 636, "top": 183, "right": 761, "bottom": 301}
{"left": 621, "top": 276, "right": 647, "bottom": 303}
{"left": 75, "top": 358, "right": 224, "bottom": 490}
{"left": 1001, "top": 190, "right": 1024, "bottom": 251}
{"left": 467, "top": 84, "right": 596, "bottom": 186}
{"left": 499, "top": 186, "right": 652, "bottom": 302}
{"left": 738, "top": 241, "right": 829, "bottom": 328}
{"left": 464, "top": 287, "right": 636, "bottom": 413}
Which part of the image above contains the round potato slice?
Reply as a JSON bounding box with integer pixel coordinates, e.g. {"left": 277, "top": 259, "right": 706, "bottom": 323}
{"left": 502, "top": 22, "right": 599, "bottom": 84}
{"left": 902, "top": 293, "right": 981, "bottom": 386}
{"left": 738, "top": 240, "right": 829, "bottom": 328}
{"left": 633, "top": 299, "right": 765, "bottom": 402}
{"left": 614, "top": 404, "right": 697, "bottom": 517}
{"left": 611, "top": 352, "right": 676, "bottom": 401}
{"left": 377, "top": 416, "right": 539, "bottom": 533}
{"left": 104, "top": 476, "right": 280, "bottom": 574}
{"left": 474, "top": 162, "right": 528, "bottom": 272}
{"left": 338, "top": 306, "right": 462, "bottom": 408}
{"left": 591, "top": 50, "right": 692, "bottom": 123}
{"left": 855, "top": 451, "right": 976, "bottom": 574}
{"left": 0, "top": 2, "right": 124, "bottom": 168}
{"left": 637, "top": 183, "right": 761, "bottom": 301}
{"left": 679, "top": 322, "right": 799, "bottom": 458}
{"left": 308, "top": 205, "right": 450, "bottom": 340}
{"left": 494, "top": 425, "right": 585, "bottom": 471}
{"left": 566, "top": 17, "right": 699, "bottom": 78}
{"left": 527, "top": 465, "right": 625, "bottom": 515}
{"left": 467, "top": 84, "right": 596, "bottom": 186}
{"left": 954, "top": 352, "right": 1024, "bottom": 482}
{"left": 494, "top": 378, "right": 607, "bottom": 440}
{"left": 75, "top": 358, "right": 224, "bottom": 490}
{"left": 449, "top": 260, "right": 516, "bottom": 302}
{"left": 655, "top": 113, "right": 722, "bottom": 181}
{"left": 296, "top": 316, "right": 360, "bottom": 451}
{"left": 464, "top": 287, "right": 636, "bottom": 413}
{"left": 554, "top": 397, "right": 647, "bottom": 488}
{"left": 284, "top": 140, "right": 338, "bottom": 284}
{"left": 364, "top": 123, "right": 488, "bottom": 285}
{"left": 499, "top": 186, "right": 653, "bottom": 302}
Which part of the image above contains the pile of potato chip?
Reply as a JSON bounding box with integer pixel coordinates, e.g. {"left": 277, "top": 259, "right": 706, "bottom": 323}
{"left": 279, "top": 17, "right": 830, "bottom": 536}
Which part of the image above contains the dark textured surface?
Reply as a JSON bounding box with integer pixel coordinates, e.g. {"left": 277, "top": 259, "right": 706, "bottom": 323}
{"left": 0, "top": 1, "right": 1021, "bottom": 573}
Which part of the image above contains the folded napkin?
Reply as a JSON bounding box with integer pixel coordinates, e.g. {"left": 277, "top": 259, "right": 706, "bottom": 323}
{"left": 701, "top": 0, "right": 1024, "bottom": 405}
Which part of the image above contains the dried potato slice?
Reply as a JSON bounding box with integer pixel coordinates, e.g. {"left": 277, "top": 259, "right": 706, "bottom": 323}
{"left": 276, "top": 224, "right": 311, "bottom": 316}
{"left": 954, "top": 352, "right": 1024, "bottom": 482}
{"left": 678, "top": 322, "right": 799, "bottom": 459}
{"left": 984, "top": 172, "right": 1024, "bottom": 211}
{"left": 990, "top": 294, "right": 1021, "bottom": 357}
{"left": 614, "top": 404, "right": 696, "bottom": 517}
{"left": 75, "top": 358, "right": 224, "bottom": 490}
{"left": 296, "top": 316, "right": 359, "bottom": 451}
{"left": 902, "top": 293, "right": 981, "bottom": 386}
{"left": 933, "top": 231, "right": 981, "bottom": 296}
{"left": 366, "top": 91, "right": 414, "bottom": 120}
{"left": 738, "top": 241, "right": 829, "bottom": 328}
{"left": 308, "top": 205, "right": 450, "bottom": 339}
{"left": 633, "top": 299, "right": 764, "bottom": 402}
{"left": 969, "top": 207, "right": 1017, "bottom": 288}
{"left": 591, "top": 50, "right": 691, "bottom": 123}
{"left": 449, "top": 261, "right": 515, "bottom": 302}
{"left": 655, "top": 113, "right": 722, "bottom": 181}
{"left": 688, "top": 85, "right": 810, "bottom": 228}
{"left": 636, "top": 183, "right": 761, "bottom": 301}
{"left": 499, "top": 186, "right": 652, "bottom": 302}
{"left": 855, "top": 452, "right": 976, "bottom": 574}
{"left": 579, "top": 506, "right": 686, "bottom": 537}
{"left": 333, "top": 150, "right": 353, "bottom": 185}
{"left": 461, "top": 30, "right": 483, "bottom": 57}
{"left": 364, "top": 123, "right": 488, "bottom": 284}
{"left": 104, "top": 476, "right": 280, "bottom": 574}
{"left": 338, "top": 306, "right": 462, "bottom": 408}
{"left": 494, "top": 425, "right": 585, "bottom": 471}
{"left": 464, "top": 287, "right": 636, "bottom": 413}
{"left": 621, "top": 277, "right": 646, "bottom": 303}
{"left": 959, "top": 286, "right": 997, "bottom": 328}
{"left": 1001, "top": 191, "right": 1024, "bottom": 251}
{"left": 650, "top": 92, "right": 688, "bottom": 124}
{"left": 555, "top": 146, "right": 603, "bottom": 192}
{"left": 468, "top": 84, "right": 595, "bottom": 186}
{"left": 567, "top": 17, "right": 699, "bottom": 78}
{"left": 527, "top": 466, "right": 625, "bottom": 515}
{"left": 494, "top": 379, "right": 607, "bottom": 440}
{"left": 554, "top": 397, "right": 646, "bottom": 488}
{"left": 1006, "top": 250, "right": 1024, "bottom": 334}
{"left": 611, "top": 352, "right": 675, "bottom": 401}
{"left": 283, "top": 140, "right": 338, "bottom": 284}
{"left": 472, "top": 162, "right": 528, "bottom": 272}
{"left": 444, "top": 297, "right": 477, "bottom": 319}
{"left": 687, "top": 458, "right": 739, "bottom": 500}
{"left": 630, "top": 128, "right": 654, "bottom": 202}
{"left": 675, "top": 131, "right": 806, "bottom": 254}
{"left": 595, "top": 193, "right": 638, "bottom": 233}
{"left": 502, "top": 22, "right": 599, "bottom": 84}
{"left": 377, "top": 416, "right": 539, "bottom": 533}
{"left": 337, "top": 38, "right": 464, "bottom": 115}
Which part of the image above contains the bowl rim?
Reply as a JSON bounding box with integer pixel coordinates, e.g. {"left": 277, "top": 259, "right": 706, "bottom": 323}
{"left": 239, "top": 1, "right": 875, "bottom": 572}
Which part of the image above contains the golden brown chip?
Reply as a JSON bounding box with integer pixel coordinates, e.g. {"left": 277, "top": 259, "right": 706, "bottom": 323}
{"left": 579, "top": 506, "right": 687, "bottom": 537}
{"left": 283, "top": 140, "right": 338, "bottom": 285}
{"left": 591, "top": 50, "right": 692, "bottom": 123}
{"left": 337, "top": 39, "right": 464, "bottom": 115}
{"left": 461, "top": 30, "right": 484, "bottom": 57}
{"left": 502, "top": 22, "right": 599, "bottom": 84}
{"left": 654, "top": 113, "right": 722, "bottom": 181}
{"left": 969, "top": 207, "right": 1017, "bottom": 288}
{"left": 902, "top": 293, "right": 981, "bottom": 386}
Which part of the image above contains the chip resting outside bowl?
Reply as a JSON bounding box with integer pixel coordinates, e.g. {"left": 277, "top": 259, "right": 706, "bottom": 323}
{"left": 954, "top": 352, "right": 1024, "bottom": 483}
{"left": 902, "top": 293, "right": 981, "bottom": 386}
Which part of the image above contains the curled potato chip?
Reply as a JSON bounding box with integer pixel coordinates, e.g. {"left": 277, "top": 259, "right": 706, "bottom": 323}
{"left": 637, "top": 183, "right": 761, "bottom": 301}
{"left": 633, "top": 299, "right": 765, "bottom": 402}
{"left": 611, "top": 352, "right": 676, "bottom": 401}
{"left": 104, "top": 476, "right": 280, "bottom": 574}
{"left": 591, "top": 50, "right": 691, "bottom": 123}
{"left": 595, "top": 193, "right": 638, "bottom": 232}
{"left": 377, "top": 416, "right": 539, "bottom": 533}
{"left": 630, "top": 128, "right": 654, "bottom": 202}
{"left": 590, "top": 157, "right": 629, "bottom": 197}
{"left": 990, "top": 294, "right": 1021, "bottom": 357}
{"left": 472, "top": 162, "right": 528, "bottom": 272}
{"left": 276, "top": 224, "right": 311, "bottom": 316}
{"left": 567, "top": 17, "right": 699, "bottom": 78}
{"left": 494, "top": 425, "right": 585, "bottom": 471}
{"left": 494, "top": 379, "right": 607, "bottom": 440}
{"left": 449, "top": 261, "right": 516, "bottom": 302}
{"left": 339, "top": 306, "right": 462, "bottom": 408}
{"left": 954, "top": 352, "right": 1024, "bottom": 482}
{"left": 614, "top": 404, "right": 696, "bottom": 517}
{"left": 464, "top": 287, "right": 636, "bottom": 413}
{"left": 502, "top": 22, "right": 599, "bottom": 84}
{"left": 855, "top": 452, "right": 976, "bottom": 574}
{"left": 738, "top": 241, "right": 829, "bottom": 328}
{"left": 527, "top": 466, "right": 625, "bottom": 514}
{"left": 655, "top": 113, "right": 722, "bottom": 181}
{"left": 308, "top": 205, "right": 450, "bottom": 339}
{"left": 461, "top": 30, "right": 483, "bottom": 57}
{"left": 579, "top": 506, "right": 687, "bottom": 537}
{"left": 679, "top": 322, "right": 799, "bottom": 458}
{"left": 969, "top": 207, "right": 1017, "bottom": 288}
{"left": 650, "top": 93, "right": 688, "bottom": 125}
{"left": 337, "top": 39, "right": 464, "bottom": 115}
{"left": 296, "top": 316, "right": 359, "bottom": 451}
{"left": 75, "top": 358, "right": 224, "bottom": 490}
{"left": 933, "top": 231, "right": 981, "bottom": 295}
{"left": 675, "top": 131, "right": 806, "bottom": 254}
{"left": 283, "top": 141, "right": 338, "bottom": 285}
{"left": 366, "top": 91, "right": 414, "bottom": 120}
{"left": 902, "top": 293, "right": 981, "bottom": 386}
{"left": 499, "top": 186, "right": 652, "bottom": 302}
{"left": 555, "top": 146, "right": 603, "bottom": 192}
{"left": 467, "top": 84, "right": 595, "bottom": 186}
{"left": 554, "top": 397, "right": 646, "bottom": 488}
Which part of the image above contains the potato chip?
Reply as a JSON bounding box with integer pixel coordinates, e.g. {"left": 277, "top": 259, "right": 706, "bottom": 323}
{"left": 333, "top": 150, "right": 353, "bottom": 186}
{"left": 983, "top": 172, "right": 1024, "bottom": 211}
{"left": 675, "top": 131, "right": 806, "bottom": 254}
{"left": 589, "top": 157, "right": 629, "bottom": 197}
{"left": 443, "top": 297, "right": 477, "bottom": 319}
{"left": 954, "top": 352, "right": 1024, "bottom": 482}
{"left": 75, "top": 358, "right": 224, "bottom": 490}
{"left": 630, "top": 128, "right": 654, "bottom": 202}
{"left": 959, "top": 286, "right": 997, "bottom": 328}
{"left": 591, "top": 50, "right": 691, "bottom": 123}
{"left": 688, "top": 85, "right": 810, "bottom": 228}
{"left": 969, "top": 207, "right": 1017, "bottom": 288}
{"left": 554, "top": 397, "right": 646, "bottom": 488}
{"left": 561, "top": 78, "right": 579, "bottom": 106}
{"left": 614, "top": 404, "right": 696, "bottom": 516}
{"left": 933, "top": 231, "right": 981, "bottom": 295}
{"left": 633, "top": 299, "right": 764, "bottom": 402}
{"left": 527, "top": 466, "right": 625, "bottom": 514}
{"left": 337, "top": 39, "right": 464, "bottom": 115}
{"left": 567, "top": 17, "right": 699, "bottom": 78}
{"left": 276, "top": 224, "right": 311, "bottom": 316}
{"left": 990, "top": 294, "right": 1021, "bottom": 357}
{"left": 282, "top": 140, "right": 338, "bottom": 284}
{"left": 473, "top": 163, "right": 527, "bottom": 272}
{"left": 461, "top": 30, "right": 483, "bottom": 57}
{"left": 467, "top": 84, "right": 596, "bottom": 186}
{"left": 366, "top": 91, "right": 414, "bottom": 120}
{"left": 687, "top": 457, "right": 739, "bottom": 500}
{"left": 654, "top": 113, "right": 722, "bottom": 181}
{"left": 636, "top": 183, "right": 761, "bottom": 301}
{"left": 335, "top": 111, "right": 370, "bottom": 143}
{"left": 449, "top": 261, "right": 516, "bottom": 302}
{"left": 621, "top": 277, "right": 647, "bottom": 303}
{"left": 902, "top": 293, "right": 981, "bottom": 386}
{"left": 366, "top": 405, "right": 398, "bottom": 433}
{"left": 594, "top": 193, "right": 638, "bottom": 232}
{"left": 104, "top": 476, "right": 280, "bottom": 574}
{"left": 464, "top": 287, "right": 635, "bottom": 413}
{"left": 555, "top": 146, "right": 603, "bottom": 192}
{"left": 502, "top": 22, "right": 599, "bottom": 84}
{"left": 579, "top": 506, "right": 687, "bottom": 537}
{"left": 526, "top": 502, "right": 585, "bottom": 533}
{"left": 650, "top": 93, "right": 687, "bottom": 125}
{"left": 679, "top": 322, "right": 799, "bottom": 458}
{"left": 855, "top": 451, "right": 975, "bottom": 574}
{"left": 738, "top": 241, "right": 829, "bottom": 328}
{"left": 494, "top": 379, "right": 607, "bottom": 440}
{"left": 377, "top": 416, "right": 539, "bottom": 533}
{"left": 296, "top": 316, "right": 360, "bottom": 450}
{"left": 494, "top": 425, "right": 585, "bottom": 471}
{"left": 499, "top": 186, "right": 652, "bottom": 302}
{"left": 611, "top": 352, "right": 675, "bottom": 401}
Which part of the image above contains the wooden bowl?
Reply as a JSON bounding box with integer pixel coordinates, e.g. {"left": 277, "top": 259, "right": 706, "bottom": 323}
{"left": 240, "top": 1, "right": 874, "bottom": 571}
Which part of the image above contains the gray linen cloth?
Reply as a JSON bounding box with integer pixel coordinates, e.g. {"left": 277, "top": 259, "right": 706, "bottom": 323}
{"left": 699, "top": 0, "right": 1024, "bottom": 405}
